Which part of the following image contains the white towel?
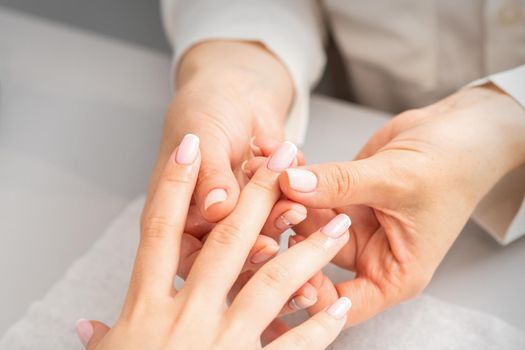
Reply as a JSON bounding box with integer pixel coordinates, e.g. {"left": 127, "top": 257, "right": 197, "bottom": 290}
{"left": 1, "top": 197, "right": 523, "bottom": 349}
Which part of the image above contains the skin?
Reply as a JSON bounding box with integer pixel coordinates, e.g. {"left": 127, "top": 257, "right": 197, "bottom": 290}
{"left": 266, "top": 83, "right": 525, "bottom": 330}
{"left": 143, "top": 41, "right": 293, "bottom": 224}
{"left": 82, "top": 139, "right": 353, "bottom": 349}
{"left": 143, "top": 40, "right": 525, "bottom": 334}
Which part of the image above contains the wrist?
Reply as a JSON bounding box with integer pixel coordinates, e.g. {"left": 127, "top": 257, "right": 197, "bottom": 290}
{"left": 176, "top": 40, "right": 294, "bottom": 123}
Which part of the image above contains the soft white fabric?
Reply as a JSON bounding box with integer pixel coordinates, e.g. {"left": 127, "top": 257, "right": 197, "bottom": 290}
{"left": 1, "top": 197, "right": 524, "bottom": 349}
{"left": 161, "top": 0, "right": 525, "bottom": 244}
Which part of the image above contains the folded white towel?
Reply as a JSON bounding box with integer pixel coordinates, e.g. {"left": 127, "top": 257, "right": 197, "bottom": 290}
{"left": 1, "top": 197, "right": 523, "bottom": 349}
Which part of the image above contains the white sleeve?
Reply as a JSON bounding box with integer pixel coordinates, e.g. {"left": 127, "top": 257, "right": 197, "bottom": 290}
{"left": 160, "top": 0, "right": 326, "bottom": 145}
{"left": 465, "top": 64, "right": 525, "bottom": 245}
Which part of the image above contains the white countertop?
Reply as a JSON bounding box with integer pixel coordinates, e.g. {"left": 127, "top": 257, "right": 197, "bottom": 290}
{"left": 0, "top": 6, "right": 523, "bottom": 338}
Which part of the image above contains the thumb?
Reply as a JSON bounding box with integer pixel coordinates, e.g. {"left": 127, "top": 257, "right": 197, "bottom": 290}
{"left": 279, "top": 155, "right": 399, "bottom": 208}
{"left": 195, "top": 140, "right": 241, "bottom": 222}
{"left": 75, "top": 319, "right": 110, "bottom": 349}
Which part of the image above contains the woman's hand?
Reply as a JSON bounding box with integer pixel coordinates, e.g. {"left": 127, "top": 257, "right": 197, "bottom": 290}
{"left": 76, "top": 136, "right": 353, "bottom": 349}
{"left": 143, "top": 41, "right": 293, "bottom": 225}
{"left": 263, "top": 84, "right": 525, "bottom": 327}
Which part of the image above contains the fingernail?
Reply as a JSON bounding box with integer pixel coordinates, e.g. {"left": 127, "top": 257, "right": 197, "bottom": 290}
{"left": 250, "top": 136, "right": 262, "bottom": 155}
{"left": 321, "top": 214, "right": 351, "bottom": 238}
{"left": 75, "top": 318, "right": 93, "bottom": 347}
{"left": 204, "top": 188, "right": 228, "bottom": 211}
{"left": 289, "top": 295, "right": 317, "bottom": 310}
{"left": 326, "top": 297, "right": 352, "bottom": 319}
{"left": 251, "top": 245, "right": 279, "bottom": 264}
{"left": 267, "top": 141, "right": 297, "bottom": 172}
{"left": 275, "top": 207, "right": 307, "bottom": 231}
{"left": 289, "top": 283, "right": 317, "bottom": 310}
{"left": 285, "top": 168, "right": 318, "bottom": 192}
{"left": 175, "top": 134, "right": 200, "bottom": 165}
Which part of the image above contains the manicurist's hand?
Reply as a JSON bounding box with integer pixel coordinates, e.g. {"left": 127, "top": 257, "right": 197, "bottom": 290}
{"left": 144, "top": 41, "right": 294, "bottom": 226}
{"left": 275, "top": 84, "right": 525, "bottom": 327}
{"left": 76, "top": 136, "right": 353, "bottom": 350}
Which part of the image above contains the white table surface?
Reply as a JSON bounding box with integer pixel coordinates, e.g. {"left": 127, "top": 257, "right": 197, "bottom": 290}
{"left": 1, "top": 6, "right": 523, "bottom": 338}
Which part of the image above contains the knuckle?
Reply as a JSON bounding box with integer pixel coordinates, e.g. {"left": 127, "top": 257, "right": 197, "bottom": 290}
{"left": 308, "top": 316, "right": 333, "bottom": 336}
{"left": 257, "top": 262, "right": 291, "bottom": 290}
{"left": 326, "top": 163, "right": 355, "bottom": 197}
{"left": 287, "top": 330, "right": 312, "bottom": 348}
{"left": 302, "top": 235, "right": 331, "bottom": 255}
{"left": 247, "top": 177, "right": 276, "bottom": 194}
{"left": 208, "top": 222, "right": 244, "bottom": 247}
{"left": 141, "top": 216, "right": 177, "bottom": 240}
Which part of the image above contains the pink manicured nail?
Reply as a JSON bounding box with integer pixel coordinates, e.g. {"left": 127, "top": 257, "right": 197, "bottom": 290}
{"left": 175, "top": 134, "right": 200, "bottom": 165}
{"left": 204, "top": 188, "right": 228, "bottom": 211}
{"left": 251, "top": 245, "right": 279, "bottom": 264}
{"left": 289, "top": 283, "right": 317, "bottom": 310}
{"left": 267, "top": 141, "right": 297, "bottom": 172}
{"left": 75, "top": 319, "right": 93, "bottom": 347}
{"left": 289, "top": 295, "right": 317, "bottom": 310}
{"left": 326, "top": 297, "right": 352, "bottom": 319}
{"left": 275, "top": 207, "right": 307, "bottom": 230}
{"left": 285, "top": 168, "right": 318, "bottom": 192}
{"left": 321, "top": 214, "right": 351, "bottom": 238}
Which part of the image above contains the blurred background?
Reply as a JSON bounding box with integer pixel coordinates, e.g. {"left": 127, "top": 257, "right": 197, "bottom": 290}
{"left": 0, "top": 0, "right": 170, "bottom": 335}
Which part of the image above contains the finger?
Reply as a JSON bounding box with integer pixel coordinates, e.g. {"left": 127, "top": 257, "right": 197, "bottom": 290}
{"left": 76, "top": 319, "right": 110, "bottom": 350}
{"left": 279, "top": 155, "right": 398, "bottom": 208}
{"left": 229, "top": 214, "right": 351, "bottom": 333}
{"left": 262, "top": 318, "right": 290, "bottom": 345}
{"left": 292, "top": 208, "right": 337, "bottom": 238}
{"left": 280, "top": 282, "right": 318, "bottom": 316}
{"left": 244, "top": 235, "right": 280, "bottom": 271}
{"left": 181, "top": 141, "right": 298, "bottom": 303}
{"left": 177, "top": 233, "right": 203, "bottom": 279}
{"left": 132, "top": 134, "right": 200, "bottom": 298}
{"left": 184, "top": 204, "right": 214, "bottom": 238}
{"left": 278, "top": 235, "right": 322, "bottom": 316}
{"left": 265, "top": 297, "right": 351, "bottom": 350}
{"left": 307, "top": 229, "right": 390, "bottom": 327}
{"left": 243, "top": 155, "right": 301, "bottom": 179}
{"left": 261, "top": 199, "right": 307, "bottom": 240}
{"left": 194, "top": 139, "right": 240, "bottom": 223}
{"left": 252, "top": 136, "right": 306, "bottom": 165}
{"left": 333, "top": 277, "right": 385, "bottom": 326}
{"left": 242, "top": 156, "right": 266, "bottom": 178}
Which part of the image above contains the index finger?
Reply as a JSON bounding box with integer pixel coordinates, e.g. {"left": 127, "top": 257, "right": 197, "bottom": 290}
{"left": 181, "top": 142, "right": 298, "bottom": 303}
{"left": 128, "top": 134, "right": 200, "bottom": 300}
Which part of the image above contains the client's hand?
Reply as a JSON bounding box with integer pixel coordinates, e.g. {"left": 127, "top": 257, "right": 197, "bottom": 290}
{"left": 252, "top": 84, "right": 525, "bottom": 328}
{"left": 76, "top": 135, "right": 353, "bottom": 350}
{"left": 143, "top": 41, "right": 293, "bottom": 225}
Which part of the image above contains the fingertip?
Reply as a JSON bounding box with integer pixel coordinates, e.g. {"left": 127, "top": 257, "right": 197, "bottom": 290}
{"left": 200, "top": 189, "right": 238, "bottom": 222}
{"left": 75, "top": 319, "right": 93, "bottom": 347}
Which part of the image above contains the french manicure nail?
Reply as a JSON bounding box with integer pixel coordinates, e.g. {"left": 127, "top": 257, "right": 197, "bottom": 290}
{"left": 326, "top": 297, "right": 352, "bottom": 319}
{"left": 75, "top": 318, "right": 93, "bottom": 347}
{"left": 285, "top": 168, "right": 318, "bottom": 192}
{"left": 275, "top": 208, "right": 307, "bottom": 231}
{"left": 289, "top": 283, "right": 317, "bottom": 310}
{"left": 204, "top": 188, "right": 228, "bottom": 211}
{"left": 267, "top": 141, "right": 297, "bottom": 172}
{"left": 175, "top": 134, "right": 200, "bottom": 165}
{"left": 251, "top": 245, "right": 279, "bottom": 264}
{"left": 289, "top": 295, "right": 317, "bottom": 310}
{"left": 321, "top": 214, "right": 351, "bottom": 238}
